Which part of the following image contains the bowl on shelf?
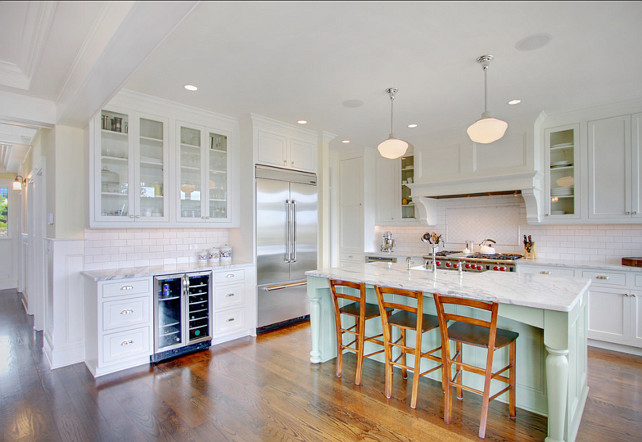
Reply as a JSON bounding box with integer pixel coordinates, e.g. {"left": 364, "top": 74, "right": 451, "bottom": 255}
{"left": 551, "top": 160, "right": 571, "bottom": 168}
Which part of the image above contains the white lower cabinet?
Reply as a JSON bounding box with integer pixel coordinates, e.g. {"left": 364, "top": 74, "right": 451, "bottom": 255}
{"left": 84, "top": 276, "right": 154, "bottom": 377}
{"left": 587, "top": 286, "right": 629, "bottom": 344}
{"left": 212, "top": 267, "right": 254, "bottom": 343}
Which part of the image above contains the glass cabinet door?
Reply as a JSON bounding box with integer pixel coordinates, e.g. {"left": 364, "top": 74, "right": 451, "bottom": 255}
{"left": 401, "top": 155, "right": 415, "bottom": 219}
{"left": 99, "top": 110, "right": 132, "bottom": 219}
{"left": 178, "top": 125, "right": 203, "bottom": 220}
{"left": 546, "top": 125, "right": 579, "bottom": 218}
{"left": 208, "top": 131, "right": 228, "bottom": 220}
{"left": 136, "top": 116, "right": 168, "bottom": 221}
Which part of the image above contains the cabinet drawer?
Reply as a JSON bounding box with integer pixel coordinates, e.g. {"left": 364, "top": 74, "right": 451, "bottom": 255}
{"left": 102, "top": 278, "right": 151, "bottom": 298}
{"left": 102, "top": 326, "right": 151, "bottom": 364}
{"left": 518, "top": 265, "right": 575, "bottom": 277}
{"left": 214, "top": 282, "right": 245, "bottom": 310}
{"left": 581, "top": 270, "right": 627, "bottom": 287}
{"left": 214, "top": 308, "right": 245, "bottom": 335}
{"left": 214, "top": 269, "right": 245, "bottom": 283}
{"left": 102, "top": 296, "right": 151, "bottom": 331}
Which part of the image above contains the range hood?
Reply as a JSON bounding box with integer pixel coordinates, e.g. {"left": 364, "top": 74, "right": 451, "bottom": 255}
{"left": 407, "top": 170, "right": 544, "bottom": 224}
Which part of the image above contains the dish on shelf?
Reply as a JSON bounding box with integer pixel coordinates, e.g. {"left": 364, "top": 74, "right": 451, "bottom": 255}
{"left": 552, "top": 210, "right": 566, "bottom": 215}
{"left": 551, "top": 161, "right": 572, "bottom": 167}
{"left": 551, "top": 187, "right": 573, "bottom": 196}
{"left": 556, "top": 176, "right": 575, "bottom": 187}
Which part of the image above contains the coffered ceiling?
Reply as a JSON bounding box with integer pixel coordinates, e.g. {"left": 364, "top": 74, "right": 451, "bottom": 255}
{"left": 0, "top": 1, "right": 641, "bottom": 171}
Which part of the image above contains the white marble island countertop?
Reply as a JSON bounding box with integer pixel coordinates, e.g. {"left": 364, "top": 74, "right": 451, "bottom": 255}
{"left": 82, "top": 260, "right": 254, "bottom": 281}
{"left": 306, "top": 262, "right": 591, "bottom": 312}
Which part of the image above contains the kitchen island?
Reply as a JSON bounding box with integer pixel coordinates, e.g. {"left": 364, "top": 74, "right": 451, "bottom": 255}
{"left": 306, "top": 262, "right": 591, "bottom": 442}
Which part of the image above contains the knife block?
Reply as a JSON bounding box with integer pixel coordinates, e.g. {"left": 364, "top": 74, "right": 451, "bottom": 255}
{"left": 524, "top": 244, "right": 537, "bottom": 259}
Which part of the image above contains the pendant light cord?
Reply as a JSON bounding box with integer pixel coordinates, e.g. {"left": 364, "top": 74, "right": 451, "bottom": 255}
{"left": 389, "top": 93, "right": 395, "bottom": 136}
{"left": 483, "top": 64, "right": 488, "bottom": 114}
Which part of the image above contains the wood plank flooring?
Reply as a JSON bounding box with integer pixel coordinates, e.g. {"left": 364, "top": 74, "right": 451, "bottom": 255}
{"left": 1, "top": 288, "right": 641, "bottom": 441}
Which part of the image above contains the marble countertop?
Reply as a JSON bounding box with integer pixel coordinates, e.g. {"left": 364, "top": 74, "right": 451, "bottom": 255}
{"left": 517, "top": 257, "right": 642, "bottom": 272}
{"left": 82, "top": 260, "right": 254, "bottom": 281}
{"left": 306, "top": 262, "right": 591, "bottom": 312}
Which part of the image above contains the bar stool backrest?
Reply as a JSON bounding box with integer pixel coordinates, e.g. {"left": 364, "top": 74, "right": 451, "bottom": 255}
{"left": 329, "top": 279, "right": 365, "bottom": 313}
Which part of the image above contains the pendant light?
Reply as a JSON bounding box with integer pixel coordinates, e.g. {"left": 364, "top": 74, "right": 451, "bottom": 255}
{"left": 377, "top": 87, "right": 409, "bottom": 159}
{"left": 467, "top": 55, "right": 508, "bottom": 144}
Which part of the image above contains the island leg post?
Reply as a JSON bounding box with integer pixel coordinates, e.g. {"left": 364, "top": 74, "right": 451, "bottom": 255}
{"left": 544, "top": 347, "right": 569, "bottom": 442}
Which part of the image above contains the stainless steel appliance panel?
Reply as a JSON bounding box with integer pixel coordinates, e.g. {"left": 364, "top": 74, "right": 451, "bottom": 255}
{"left": 256, "top": 177, "right": 291, "bottom": 284}
{"left": 289, "top": 181, "right": 318, "bottom": 281}
{"left": 257, "top": 281, "right": 309, "bottom": 328}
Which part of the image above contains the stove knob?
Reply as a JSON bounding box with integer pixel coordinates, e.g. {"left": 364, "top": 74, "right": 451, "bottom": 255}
{"left": 465, "top": 263, "right": 471, "bottom": 269}
{"left": 453, "top": 264, "right": 459, "bottom": 269}
{"left": 493, "top": 266, "right": 499, "bottom": 271}
{"left": 477, "top": 265, "right": 483, "bottom": 270}
{"left": 436, "top": 261, "right": 441, "bottom": 266}
{"left": 500, "top": 266, "right": 506, "bottom": 271}
{"left": 445, "top": 262, "right": 451, "bottom": 267}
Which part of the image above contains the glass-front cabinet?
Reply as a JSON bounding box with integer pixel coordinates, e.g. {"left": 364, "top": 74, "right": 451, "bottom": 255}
{"left": 401, "top": 155, "right": 415, "bottom": 220}
{"left": 545, "top": 124, "right": 579, "bottom": 219}
{"left": 95, "top": 109, "right": 169, "bottom": 224}
{"left": 177, "top": 123, "right": 230, "bottom": 223}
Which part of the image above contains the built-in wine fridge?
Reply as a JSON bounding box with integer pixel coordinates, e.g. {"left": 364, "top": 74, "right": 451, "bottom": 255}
{"left": 151, "top": 271, "right": 212, "bottom": 363}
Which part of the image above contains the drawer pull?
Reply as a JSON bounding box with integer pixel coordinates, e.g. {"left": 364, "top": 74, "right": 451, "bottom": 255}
{"left": 540, "top": 271, "right": 551, "bottom": 275}
{"left": 120, "top": 340, "right": 134, "bottom": 346}
{"left": 120, "top": 285, "right": 134, "bottom": 291}
{"left": 226, "top": 293, "right": 235, "bottom": 297}
{"left": 120, "top": 309, "right": 134, "bottom": 315}
{"left": 596, "top": 276, "right": 610, "bottom": 280}
{"left": 226, "top": 274, "right": 235, "bottom": 278}
{"left": 226, "top": 318, "right": 235, "bottom": 322}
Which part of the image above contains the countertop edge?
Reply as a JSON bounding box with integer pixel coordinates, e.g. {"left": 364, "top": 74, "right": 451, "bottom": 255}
{"left": 82, "top": 261, "right": 254, "bottom": 282}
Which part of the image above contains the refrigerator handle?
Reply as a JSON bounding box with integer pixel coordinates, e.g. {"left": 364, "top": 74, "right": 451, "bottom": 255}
{"left": 291, "top": 200, "right": 297, "bottom": 262}
{"left": 285, "top": 200, "right": 291, "bottom": 263}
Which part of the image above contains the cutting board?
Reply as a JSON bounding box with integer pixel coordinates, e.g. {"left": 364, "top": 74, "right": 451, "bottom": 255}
{"left": 622, "top": 257, "right": 642, "bottom": 267}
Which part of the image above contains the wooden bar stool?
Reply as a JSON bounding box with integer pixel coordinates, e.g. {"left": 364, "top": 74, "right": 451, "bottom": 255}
{"left": 374, "top": 285, "right": 442, "bottom": 409}
{"left": 433, "top": 293, "right": 518, "bottom": 439}
{"left": 329, "top": 279, "right": 392, "bottom": 385}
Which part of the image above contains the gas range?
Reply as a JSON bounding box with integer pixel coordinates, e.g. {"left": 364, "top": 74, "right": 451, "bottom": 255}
{"left": 422, "top": 251, "right": 523, "bottom": 272}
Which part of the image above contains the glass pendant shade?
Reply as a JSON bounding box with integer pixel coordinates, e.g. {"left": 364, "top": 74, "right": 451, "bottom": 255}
{"left": 12, "top": 176, "right": 22, "bottom": 190}
{"left": 467, "top": 112, "right": 508, "bottom": 144}
{"left": 378, "top": 135, "right": 409, "bottom": 159}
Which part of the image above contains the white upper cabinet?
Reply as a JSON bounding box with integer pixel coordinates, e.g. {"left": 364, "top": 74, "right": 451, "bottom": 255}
{"left": 544, "top": 124, "right": 580, "bottom": 219}
{"left": 92, "top": 108, "right": 170, "bottom": 226}
{"left": 253, "top": 114, "right": 317, "bottom": 172}
{"left": 90, "top": 91, "right": 239, "bottom": 228}
{"left": 176, "top": 122, "right": 232, "bottom": 224}
{"left": 374, "top": 154, "right": 417, "bottom": 225}
{"left": 588, "top": 114, "right": 634, "bottom": 220}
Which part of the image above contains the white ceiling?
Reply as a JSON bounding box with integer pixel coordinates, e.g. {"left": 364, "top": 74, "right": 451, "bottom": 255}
{"left": 1, "top": 1, "right": 642, "bottom": 166}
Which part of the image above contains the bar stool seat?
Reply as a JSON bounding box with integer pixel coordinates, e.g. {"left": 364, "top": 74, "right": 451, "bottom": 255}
{"left": 447, "top": 322, "right": 519, "bottom": 349}
{"left": 329, "top": 279, "right": 392, "bottom": 385}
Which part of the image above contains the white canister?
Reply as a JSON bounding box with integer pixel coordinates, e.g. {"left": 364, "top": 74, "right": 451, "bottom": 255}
{"left": 197, "top": 250, "right": 208, "bottom": 263}
{"left": 208, "top": 248, "right": 220, "bottom": 263}
{"left": 220, "top": 245, "right": 232, "bottom": 263}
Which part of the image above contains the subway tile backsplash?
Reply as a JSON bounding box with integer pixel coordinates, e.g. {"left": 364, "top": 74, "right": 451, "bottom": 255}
{"left": 373, "top": 195, "right": 642, "bottom": 265}
{"left": 83, "top": 228, "right": 230, "bottom": 270}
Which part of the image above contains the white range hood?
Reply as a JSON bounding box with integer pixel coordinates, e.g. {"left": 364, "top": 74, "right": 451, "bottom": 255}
{"left": 407, "top": 170, "right": 544, "bottom": 224}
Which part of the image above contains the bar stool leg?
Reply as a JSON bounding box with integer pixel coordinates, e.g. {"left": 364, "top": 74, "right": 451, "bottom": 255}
{"left": 384, "top": 324, "right": 393, "bottom": 399}
{"left": 410, "top": 340, "right": 422, "bottom": 409}
{"left": 479, "top": 352, "right": 494, "bottom": 438}
{"left": 355, "top": 315, "right": 365, "bottom": 385}
{"left": 335, "top": 315, "right": 343, "bottom": 378}
{"left": 509, "top": 341, "right": 516, "bottom": 418}
{"left": 444, "top": 356, "right": 453, "bottom": 424}
{"left": 401, "top": 329, "right": 407, "bottom": 379}
{"left": 456, "top": 342, "right": 463, "bottom": 400}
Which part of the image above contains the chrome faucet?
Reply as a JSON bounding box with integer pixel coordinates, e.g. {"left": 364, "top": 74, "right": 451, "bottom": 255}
{"left": 406, "top": 256, "right": 414, "bottom": 270}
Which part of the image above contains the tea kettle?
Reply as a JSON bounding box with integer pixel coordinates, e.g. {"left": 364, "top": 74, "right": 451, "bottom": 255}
{"left": 479, "top": 238, "right": 496, "bottom": 254}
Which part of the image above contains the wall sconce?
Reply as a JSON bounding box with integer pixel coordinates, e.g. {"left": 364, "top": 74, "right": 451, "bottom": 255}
{"left": 12, "top": 175, "right": 25, "bottom": 191}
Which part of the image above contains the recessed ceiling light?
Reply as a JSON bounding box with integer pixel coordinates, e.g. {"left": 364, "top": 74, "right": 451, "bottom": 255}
{"left": 508, "top": 99, "right": 522, "bottom": 105}
{"left": 408, "top": 124, "right": 418, "bottom": 128}
{"left": 184, "top": 84, "right": 198, "bottom": 91}
{"left": 342, "top": 99, "right": 364, "bottom": 108}
{"left": 342, "top": 140, "right": 350, "bottom": 144}
{"left": 297, "top": 120, "right": 308, "bottom": 125}
{"left": 515, "top": 33, "right": 552, "bottom": 52}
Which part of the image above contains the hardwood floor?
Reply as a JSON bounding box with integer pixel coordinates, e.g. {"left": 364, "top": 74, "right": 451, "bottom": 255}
{"left": 1, "top": 288, "right": 641, "bottom": 441}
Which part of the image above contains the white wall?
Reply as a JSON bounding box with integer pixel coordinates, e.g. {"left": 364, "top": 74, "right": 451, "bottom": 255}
{"left": 373, "top": 194, "right": 642, "bottom": 266}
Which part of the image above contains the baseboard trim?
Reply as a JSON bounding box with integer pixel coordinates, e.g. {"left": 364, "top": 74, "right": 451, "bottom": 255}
{"left": 588, "top": 339, "right": 642, "bottom": 356}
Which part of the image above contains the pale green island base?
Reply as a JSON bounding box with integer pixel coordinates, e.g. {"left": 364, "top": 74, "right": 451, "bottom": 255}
{"left": 306, "top": 273, "right": 589, "bottom": 442}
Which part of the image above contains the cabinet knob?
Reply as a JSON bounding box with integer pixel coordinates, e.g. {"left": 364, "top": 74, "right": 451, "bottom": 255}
{"left": 120, "top": 285, "right": 134, "bottom": 291}
{"left": 120, "top": 340, "right": 134, "bottom": 346}
{"left": 120, "top": 309, "right": 134, "bottom": 315}
{"left": 226, "top": 274, "right": 235, "bottom": 278}
{"left": 226, "top": 293, "right": 235, "bottom": 297}
{"left": 540, "top": 271, "right": 551, "bottom": 275}
{"left": 633, "top": 211, "right": 638, "bottom": 215}
{"left": 227, "top": 317, "right": 235, "bottom": 322}
{"left": 625, "top": 211, "right": 631, "bottom": 215}
{"left": 596, "top": 275, "right": 609, "bottom": 280}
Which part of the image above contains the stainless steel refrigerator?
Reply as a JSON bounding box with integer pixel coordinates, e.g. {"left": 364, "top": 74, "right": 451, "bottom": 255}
{"left": 256, "top": 165, "right": 317, "bottom": 329}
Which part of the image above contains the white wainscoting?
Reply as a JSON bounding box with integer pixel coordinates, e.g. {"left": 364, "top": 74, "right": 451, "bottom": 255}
{"left": 43, "top": 238, "right": 86, "bottom": 369}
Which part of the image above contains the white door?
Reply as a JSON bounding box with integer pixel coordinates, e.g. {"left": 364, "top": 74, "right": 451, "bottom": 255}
{"left": 587, "top": 287, "right": 628, "bottom": 345}
{"left": 374, "top": 156, "right": 398, "bottom": 224}
{"left": 339, "top": 156, "right": 363, "bottom": 252}
{"left": 588, "top": 115, "right": 632, "bottom": 219}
